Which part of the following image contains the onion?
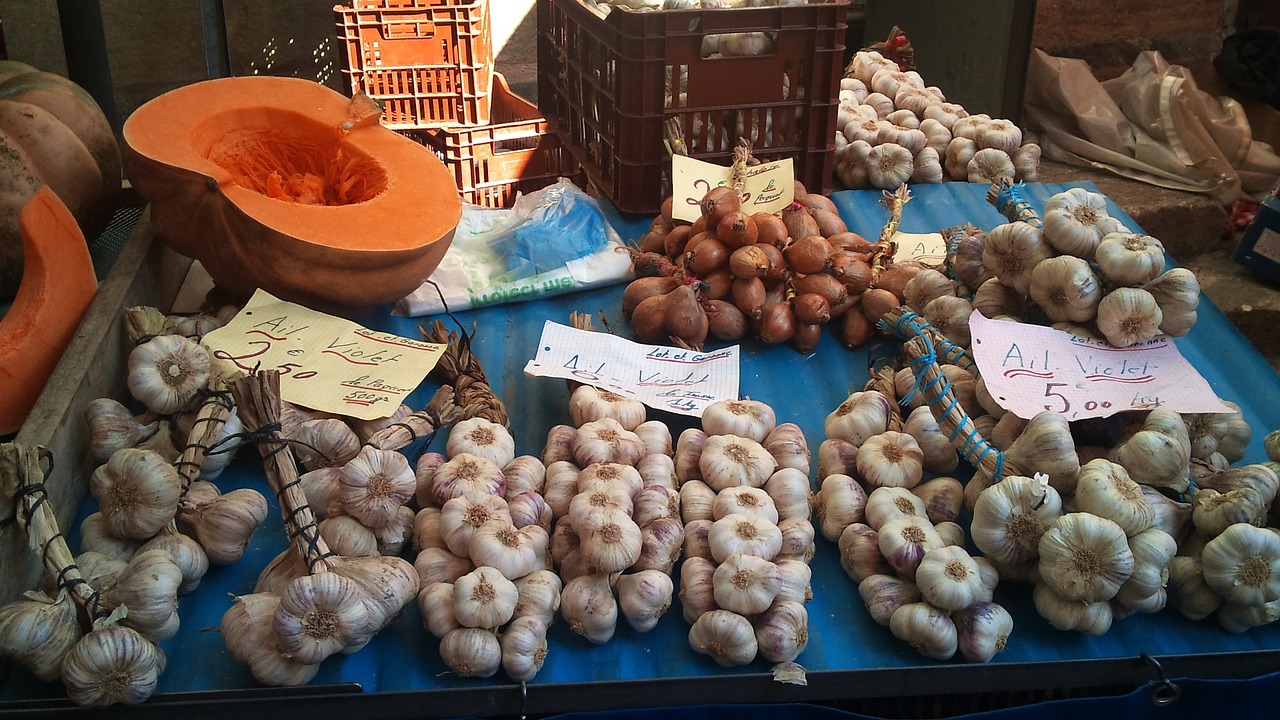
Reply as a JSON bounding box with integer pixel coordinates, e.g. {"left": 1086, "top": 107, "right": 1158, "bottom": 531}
{"left": 705, "top": 299, "right": 748, "bottom": 341}
{"left": 731, "top": 277, "right": 767, "bottom": 319}
{"left": 830, "top": 254, "right": 873, "bottom": 295}
{"left": 663, "top": 285, "right": 704, "bottom": 340}
{"left": 663, "top": 225, "right": 692, "bottom": 258}
{"left": 758, "top": 302, "right": 797, "bottom": 344}
{"left": 861, "top": 288, "right": 900, "bottom": 324}
{"left": 717, "top": 211, "right": 758, "bottom": 249}
{"left": 798, "top": 193, "right": 839, "bottom": 215}
{"left": 828, "top": 231, "right": 877, "bottom": 254}
{"left": 686, "top": 238, "right": 729, "bottom": 276}
{"left": 793, "top": 293, "right": 831, "bottom": 324}
{"left": 759, "top": 243, "right": 788, "bottom": 280}
{"left": 623, "top": 276, "right": 679, "bottom": 318}
{"left": 875, "top": 262, "right": 924, "bottom": 301}
{"left": 639, "top": 228, "right": 666, "bottom": 254}
{"left": 701, "top": 186, "right": 740, "bottom": 226}
{"left": 729, "top": 245, "right": 771, "bottom": 279}
{"left": 793, "top": 272, "right": 848, "bottom": 307}
{"left": 782, "top": 205, "right": 820, "bottom": 243}
{"left": 784, "top": 235, "right": 833, "bottom": 275}
{"left": 631, "top": 294, "right": 670, "bottom": 344}
{"left": 790, "top": 322, "right": 823, "bottom": 354}
{"left": 842, "top": 305, "right": 874, "bottom": 348}
{"left": 809, "top": 207, "right": 848, "bottom": 237}
{"left": 753, "top": 212, "right": 788, "bottom": 247}
{"left": 702, "top": 268, "right": 733, "bottom": 300}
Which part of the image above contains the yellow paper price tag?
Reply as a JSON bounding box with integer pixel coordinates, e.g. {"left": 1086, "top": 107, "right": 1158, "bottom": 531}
{"left": 670, "top": 155, "right": 795, "bottom": 223}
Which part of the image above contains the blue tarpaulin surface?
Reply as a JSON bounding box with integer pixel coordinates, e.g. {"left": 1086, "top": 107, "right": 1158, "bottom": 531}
{"left": 4, "top": 182, "right": 1280, "bottom": 713}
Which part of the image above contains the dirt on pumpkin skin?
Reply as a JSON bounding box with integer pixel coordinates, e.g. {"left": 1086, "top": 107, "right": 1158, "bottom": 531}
{"left": 0, "top": 136, "right": 45, "bottom": 298}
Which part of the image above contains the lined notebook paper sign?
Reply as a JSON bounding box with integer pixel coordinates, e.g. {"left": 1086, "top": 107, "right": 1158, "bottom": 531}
{"left": 524, "top": 321, "right": 740, "bottom": 417}
{"left": 202, "top": 289, "right": 445, "bottom": 420}
{"left": 968, "top": 312, "right": 1231, "bottom": 421}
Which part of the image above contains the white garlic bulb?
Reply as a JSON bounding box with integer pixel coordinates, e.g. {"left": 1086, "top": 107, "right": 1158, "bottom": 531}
{"left": 561, "top": 572, "right": 618, "bottom": 644}
{"left": 856, "top": 431, "right": 924, "bottom": 490}
{"left": 431, "top": 452, "right": 506, "bottom": 506}
{"left": 953, "top": 602, "right": 1014, "bottom": 662}
{"left": 1096, "top": 287, "right": 1163, "bottom": 348}
{"left": 970, "top": 475, "right": 1063, "bottom": 567}
{"left": 878, "top": 517, "right": 946, "bottom": 581}
{"left": 1037, "top": 513, "right": 1134, "bottom": 602}
{"left": 889, "top": 601, "right": 957, "bottom": 660}
{"left": 967, "top": 148, "right": 1016, "bottom": 184}
{"left": 1031, "top": 582, "right": 1113, "bottom": 635}
{"left": 702, "top": 399, "right": 777, "bottom": 442}
{"left": 468, "top": 522, "right": 547, "bottom": 580}
{"left": 866, "top": 143, "right": 914, "bottom": 190}
{"left": 754, "top": 599, "right": 809, "bottom": 663}
{"left": 569, "top": 385, "right": 647, "bottom": 431}
{"left": 61, "top": 623, "right": 165, "bottom": 705}
{"left": 616, "top": 569, "right": 674, "bottom": 632}
{"left": 824, "top": 391, "right": 894, "bottom": 446}
{"left": 712, "top": 553, "right": 781, "bottom": 615}
{"left": 813, "top": 473, "right": 867, "bottom": 541}
{"left": 712, "top": 486, "right": 778, "bottom": 524}
{"left": 839, "top": 523, "right": 893, "bottom": 582}
{"left": 89, "top": 448, "right": 181, "bottom": 540}
{"left": 453, "top": 566, "right": 519, "bottom": 629}
{"left": 982, "top": 222, "right": 1054, "bottom": 295}
{"left": 915, "top": 545, "right": 985, "bottom": 611}
{"left": 274, "top": 572, "right": 371, "bottom": 663}
{"left": 944, "top": 136, "right": 977, "bottom": 180}
{"left": 439, "top": 627, "right": 502, "bottom": 678}
{"left": 447, "top": 417, "right": 516, "bottom": 468}
{"left": 127, "top": 334, "right": 210, "bottom": 414}
{"left": 500, "top": 615, "right": 549, "bottom": 681}
{"left": 764, "top": 467, "right": 813, "bottom": 521}
{"left": 340, "top": 445, "right": 415, "bottom": 529}
{"left": 708, "top": 512, "right": 783, "bottom": 562}
{"left": 1011, "top": 142, "right": 1041, "bottom": 181}
{"left": 1201, "top": 523, "right": 1280, "bottom": 606}
{"left": 513, "top": 570, "right": 562, "bottom": 628}
{"left": 699, "top": 433, "right": 777, "bottom": 491}
{"left": 501, "top": 456, "right": 547, "bottom": 499}
{"left": 576, "top": 507, "right": 643, "bottom": 573}
{"left": 1096, "top": 232, "right": 1167, "bottom": 287}
{"left": 1042, "top": 187, "right": 1125, "bottom": 258}
{"left": 573, "top": 418, "right": 646, "bottom": 467}
{"left": 688, "top": 609, "right": 757, "bottom": 667}
{"left": 294, "top": 418, "right": 360, "bottom": 470}
{"left": 1029, "top": 256, "right": 1102, "bottom": 323}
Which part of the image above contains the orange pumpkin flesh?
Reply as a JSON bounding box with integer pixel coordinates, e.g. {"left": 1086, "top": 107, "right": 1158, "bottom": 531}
{"left": 0, "top": 186, "right": 98, "bottom": 435}
{"left": 121, "top": 76, "right": 462, "bottom": 311}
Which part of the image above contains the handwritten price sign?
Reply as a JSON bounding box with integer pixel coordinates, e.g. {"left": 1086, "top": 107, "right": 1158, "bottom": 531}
{"left": 202, "top": 290, "right": 445, "bottom": 420}
{"left": 670, "top": 155, "right": 795, "bottom": 223}
{"left": 523, "top": 321, "right": 740, "bottom": 417}
{"left": 968, "top": 312, "right": 1231, "bottom": 421}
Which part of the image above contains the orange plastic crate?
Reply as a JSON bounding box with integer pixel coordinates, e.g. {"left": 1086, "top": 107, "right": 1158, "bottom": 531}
{"left": 335, "top": 0, "right": 493, "bottom": 129}
{"left": 408, "top": 73, "right": 583, "bottom": 208}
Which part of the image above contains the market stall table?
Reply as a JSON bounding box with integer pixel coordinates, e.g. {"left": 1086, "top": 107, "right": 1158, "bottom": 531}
{"left": 3, "top": 182, "right": 1279, "bottom": 718}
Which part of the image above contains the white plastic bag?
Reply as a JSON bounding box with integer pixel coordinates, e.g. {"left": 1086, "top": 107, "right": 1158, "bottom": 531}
{"left": 394, "top": 179, "right": 633, "bottom": 317}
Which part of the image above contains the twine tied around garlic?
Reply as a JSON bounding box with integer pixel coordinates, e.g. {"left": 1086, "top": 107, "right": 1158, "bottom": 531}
{"left": 868, "top": 184, "right": 912, "bottom": 286}
{"left": 987, "top": 179, "right": 1043, "bottom": 229}
{"left": 364, "top": 385, "right": 462, "bottom": 452}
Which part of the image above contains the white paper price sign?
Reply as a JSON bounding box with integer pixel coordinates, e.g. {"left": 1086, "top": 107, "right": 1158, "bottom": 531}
{"left": 670, "top": 155, "right": 795, "bottom": 223}
{"left": 891, "top": 231, "right": 948, "bottom": 264}
{"left": 523, "top": 321, "right": 740, "bottom": 417}
{"left": 968, "top": 312, "right": 1231, "bottom": 421}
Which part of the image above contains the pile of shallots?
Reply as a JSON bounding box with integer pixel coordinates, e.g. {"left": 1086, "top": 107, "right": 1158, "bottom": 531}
{"left": 816, "top": 387, "right": 1012, "bottom": 661}
{"left": 833, "top": 50, "right": 1041, "bottom": 190}
{"left": 627, "top": 182, "right": 886, "bottom": 352}
{"left": 674, "top": 399, "right": 816, "bottom": 669}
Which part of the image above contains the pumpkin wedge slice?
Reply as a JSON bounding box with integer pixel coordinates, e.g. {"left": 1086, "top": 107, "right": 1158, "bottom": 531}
{"left": 0, "top": 186, "right": 98, "bottom": 435}
{"left": 121, "top": 76, "right": 461, "bottom": 311}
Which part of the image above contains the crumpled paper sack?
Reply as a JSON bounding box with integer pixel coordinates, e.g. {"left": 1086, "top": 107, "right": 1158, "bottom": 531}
{"left": 395, "top": 179, "right": 633, "bottom": 317}
{"left": 1023, "top": 48, "right": 1280, "bottom": 204}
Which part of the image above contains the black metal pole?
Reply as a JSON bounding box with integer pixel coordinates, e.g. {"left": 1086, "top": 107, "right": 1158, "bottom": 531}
{"left": 200, "top": 0, "right": 231, "bottom": 79}
{"left": 55, "top": 0, "right": 119, "bottom": 133}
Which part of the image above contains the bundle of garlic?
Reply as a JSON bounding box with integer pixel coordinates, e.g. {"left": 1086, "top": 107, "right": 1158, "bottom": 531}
{"left": 813, "top": 382, "right": 1010, "bottom": 662}
{"left": 534, "top": 387, "right": 687, "bottom": 648}
{"left": 833, "top": 51, "right": 1040, "bottom": 190}
{"left": 223, "top": 371, "right": 420, "bottom": 686}
{"left": 1, "top": 443, "right": 166, "bottom": 706}
{"left": 675, "top": 399, "right": 816, "bottom": 669}
{"left": 411, "top": 417, "right": 558, "bottom": 680}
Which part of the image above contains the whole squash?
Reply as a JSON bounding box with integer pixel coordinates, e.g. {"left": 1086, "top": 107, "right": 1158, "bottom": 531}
{"left": 0, "top": 60, "right": 121, "bottom": 297}
{"left": 121, "top": 76, "right": 461, "bottom": 312}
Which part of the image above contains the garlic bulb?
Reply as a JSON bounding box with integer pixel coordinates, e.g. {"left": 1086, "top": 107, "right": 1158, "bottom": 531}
{"left": 61, "top": 623, "right": 165, "bottom": 706}
{"left": 569, "top": 385, "right": 647, "bottom": 431}
{"left": 1032, "top": 582, "right": 1112, "bottom": 635}
{"left": 1218, "top": 600, "right": 1280, "bottom": 634}
{"left": 275, "top": 572, "right": 371, "bottom": 663}
{"left": 924, "top": 102, "right": 967, "bottom": 130}
{"left": 887, "top": 107, "right": 922, "bottom": 130}
{"left": 839, "top": 523, "right": 893, "bottom": 582}
{"left": 513, "top": 570, "right": 562, "bottom": 628}
{"left": 635, "top": 420, "right": 673, "bottom": 458}
{"left": 674, "top": 427, "right": 707, "bottom": 483}
{"left": 86, "top": 398, "right": 159, "bottom": 464}
{"left": 1038, "top": 513, "right": 1134, "bottom": 602}
{"left": 702, "top": 399, "right": 777, "bottom": 442}
{"left": 0, "top": 589, "right": 82, "bottom": 682}
{"left": 920, "top": 295, "right": 974, "bottom": 347}
{"left": 138, "top": 525, "right": 210, "bottom": 594}
{"left": 877, "top": 123, "right": 926, "bottom": 155}
{"left": 709, "top": 512, "right": 783, "bottom": 562}
{"left": 683, "top": 518, "right": 714, "bottom": 562}
{"left": 576, "top": 507, "right": 643, "bottom": 573}
{"left": 454, "top": 566, "right": 519, "bottom": 629}
{"left": 1167, "top": 556, "right": 1223, "bottom": 621}
{"left": 911, "top": 476, "right": 964, "bottom": 525}
{"left": 414, "top": 546, "right": 474, "bottom": 587}
{"left": 1183, "top": 401, "right": 1249, "bottom": 462}
{"left": 866, "top": 142, "right": 914, "bottom": 190}
{"left": 817, "top": 438, "right": 859, "bottom": 479}
{"left": 824, "top": 391, "right": 893, "bottom": 446}
{"left": 508, "top": 491, "right": 553, "bottom": 531}
{"left": 865, "top": 486, "right": 928, "bottom": 530}
{"left": 970, "top": 475, "right": 1063, "bottom": 567}
{"left": 294, "top": 418, "right": 360, "bottom": 470}
{"left": 837, "top": 139, "right": 873, "bottom": 188}
{"left": 856, "top": 431, "right": 924, "bottom": 490}
{"left": 127, "top": 334, "right": 210, "bottom": 414}
{"left": 775, "top": 557, "right": 814, "bottom": 602}
{"left": 972, "top": 278, "right": 1026, "bottom": 320}
{"left": 763, "top": 467, "right": 812, "bottom": 522}
{"left": 1011, "top": 143, "right": 1041, "bottom": 181}
{"left": 468, "top": 522, "right": 547, "bottom": 580}
{"left": 1111, "top": 408, "right": 1191, "bottom": 492}
{"left": 889, "top": 602, "right": 957, "bottom": 660}
{"left": 953, "top": 602, "right": 1014, "bottom": 663}
{"left": 1096, "top": 232, "right": 1167, "bottom": 287}
{"left": 187, "top": 488, "right": 269, "bottom": 565}
{"left": 340, "top": 445, "right": 415, "bottom": 528}
{"left": 573, "top": 417, "right": 647, "bottom": 467}
{"left": 444, "top": 417, "right": 514, "bottom": 468}
{"left": 1042, "top": 188, "right": 1124, "bottom": 258}
{"left": 1115, "top": 527, "right": 1178, "bottom": 607}
{"left": 1000, "top": 412, "right": 1080, "bottom": 495}
{"left": 982, "top": 222, "right": 1053, "bottom": 295}
{"left": 863, "top": 91, "right": 895, "bottom": 118}
{"left": 944, "top": 136, "right": 977, "bottom": 180}
{"left": 100, "top": 549, "right": 182, "bottom": 641}
{"left": 1201, "top": 523, "right": 1280, "bottom": 606}
{"left": 1029, "top": 256, "right": 1102, "bottom": 323}
{"left": 712, "top": 486, "right": 778, "bottom": 524}
{"left": 776, "top": 516, "right": 816, "bottom": 564}
{"left": 542, "top": 461, "right": 581, "bottom": 519}
{"left": 699, "top": 433, "right": 777, "bottom": 491}
{"left": 915, "top": 545, "right": 985, "bottom": 610}
{"left": 904, "top": 268, "right": 956, "bottom": 314}
{"left": 680, "top": 555, "right": 717, "bottom": 623}
{"left": 712, "top": 553, "right": 782, "bottom": 615}
{"left": 967, "top": 148, "right": 1016, "bottom": 184}
{"left": 688, "top": 609, "right": 757, "bottom": 667}
{"left": 561, "top": 572, "right": 618, "bottom": 644}
{"left": 542, "top": 424, "right": 577, "bottom": 466}
{"left": 431, "top": 452, "right": 505, "bottom": 506}
{"left": 616, "top": 569, "right": 674, "bottom": 632}
{"left": 859, "top": 574, "right": 922, "bottom": 625}
{"left": 638, "top": 452, "right": 677, "bottom": 491}
{"left": 679, "top": 479, "right": 717, "bottom": 523}
{"left": 755, "top": 600, "right": 809, "bottom": 663}
{"left": 413, "top": 452, "right": 448, "bottom": 509}
{"left": 974, "top": 118, "right": 1022, "bottom": 155}
{"left": 299, "top": 467, "right": 342, "bottom": 519}
{"left": 501, "top": 616, "right": 549, "bottom": 681}
{"left": 569, "top": 484, "right": 634, "bottom": 527}
{"left": 762, "top": 424, "right": 809, "bottom": 476}
{"left": 89, "top": 448, "right": 182, "bottom": 540}
{"left": 813, "top": 472, "right": 867, "bottom": 541}
{"left": 1073, "top": 459, "right": 1156, "bottom": 537}
{"left": 440, "top": 627, "right": 502, "bottom": 678}
{"left": 878, "top": 517, "right": 946, "bottom": 581}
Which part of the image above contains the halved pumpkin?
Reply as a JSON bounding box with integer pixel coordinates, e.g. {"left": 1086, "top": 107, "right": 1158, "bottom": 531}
{"left": 120, "top": 76, "right": 461, "bottom": 311}
{"left": 0, "top": 186, "right": 98, "bottom": 435}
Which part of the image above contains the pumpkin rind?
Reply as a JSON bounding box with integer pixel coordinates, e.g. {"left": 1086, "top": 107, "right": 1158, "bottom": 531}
{"left": 0, "top": 186, "right": 99, "bottom": 435}
{"left": 0, "top": 61, "right": 120, "bottom": 297}
{"left": 121, "top": 76, "right": 462, "bottom": 311}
